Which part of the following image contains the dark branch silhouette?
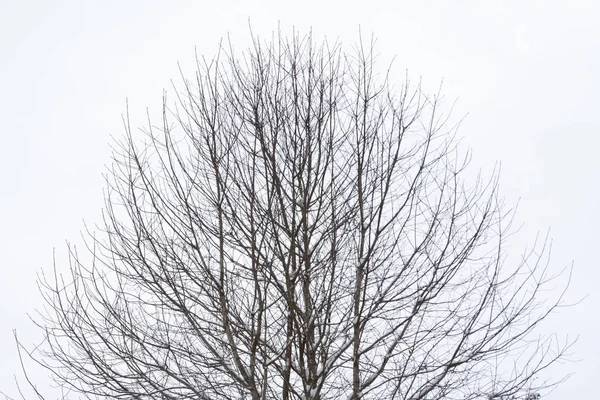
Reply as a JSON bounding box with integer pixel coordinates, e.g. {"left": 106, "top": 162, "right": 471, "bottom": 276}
{"left": 10, "top": 30, "right": 572, "bottom": 400}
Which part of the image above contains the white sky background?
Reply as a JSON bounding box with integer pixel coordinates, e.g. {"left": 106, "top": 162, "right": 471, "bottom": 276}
{"left": 0, "top": 0, "right": 597, "bottom": 398}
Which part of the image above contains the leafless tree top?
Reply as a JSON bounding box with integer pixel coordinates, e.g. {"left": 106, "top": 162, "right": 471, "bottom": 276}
{"left": 11, "top": 30, "right": 571, "bottom": 400}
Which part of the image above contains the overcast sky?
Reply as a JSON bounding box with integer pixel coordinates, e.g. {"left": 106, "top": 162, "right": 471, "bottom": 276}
{"left": 1, "top": 1, "right": 597, "bottom": 398}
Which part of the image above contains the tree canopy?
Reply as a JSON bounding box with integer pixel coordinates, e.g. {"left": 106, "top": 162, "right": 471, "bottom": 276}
{"left": 12, "top": 31, "right": 570, "bottom": 400}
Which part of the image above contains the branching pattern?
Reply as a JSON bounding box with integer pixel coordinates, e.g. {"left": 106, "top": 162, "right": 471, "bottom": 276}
{"left": 23, "top": 31, "right": 569, "bottom": 400}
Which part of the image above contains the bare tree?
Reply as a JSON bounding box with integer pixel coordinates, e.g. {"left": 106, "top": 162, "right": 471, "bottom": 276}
{"left": 15, "top": 30, "right": 570, "bottom": 400}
